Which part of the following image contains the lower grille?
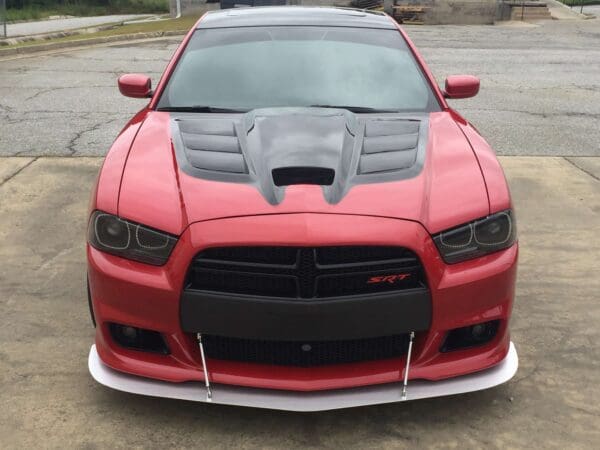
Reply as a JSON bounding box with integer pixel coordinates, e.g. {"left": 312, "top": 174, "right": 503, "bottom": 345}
{"left": 202, "top": 334, "right": 409, "bottom": 367}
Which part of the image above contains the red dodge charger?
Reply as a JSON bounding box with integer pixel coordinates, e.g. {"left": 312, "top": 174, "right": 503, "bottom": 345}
{"left": 87, "top": 7, "right": 518, "bottom": 411}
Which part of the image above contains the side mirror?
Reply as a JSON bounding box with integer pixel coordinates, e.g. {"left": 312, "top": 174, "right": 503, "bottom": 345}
{"left": 443, "top": 75, "right": 480, "bottom": 99}
{"left": 118, "top": 74, "right": 152, "bottom": 98}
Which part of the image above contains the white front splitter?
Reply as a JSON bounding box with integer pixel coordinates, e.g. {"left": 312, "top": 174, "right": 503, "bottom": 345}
{"left": 88, "top": 343, "right": 518, "bottom": 411}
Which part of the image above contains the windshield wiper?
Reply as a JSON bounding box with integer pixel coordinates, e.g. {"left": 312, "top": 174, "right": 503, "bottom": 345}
{"left": 309, "top": 105, "right": 399, "bottom": 113}
{"left": 158, "top": 105, "right": 397, "bottom": 114}
{"left": 157, "top": 106, "right": 247, "bottom": 113}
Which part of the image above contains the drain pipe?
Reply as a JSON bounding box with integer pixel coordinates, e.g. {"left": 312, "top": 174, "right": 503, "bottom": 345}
{"left": 176, "top": 0, "right": 182, "bottom": 19}
{"left": 1, "top": 0, "right": 7, "bottom": 39}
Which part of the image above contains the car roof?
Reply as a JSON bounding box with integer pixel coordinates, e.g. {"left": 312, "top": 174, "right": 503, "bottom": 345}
{"left": 197, "top": 6, "right": 397, "bottom": 30}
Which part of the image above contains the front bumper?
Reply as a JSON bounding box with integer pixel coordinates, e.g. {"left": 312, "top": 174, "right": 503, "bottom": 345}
{"left": 89, "top": 342, "right": 518, "bottom": 411}
{"left": 88, "top": 213, "right": 518, "bottom": 392}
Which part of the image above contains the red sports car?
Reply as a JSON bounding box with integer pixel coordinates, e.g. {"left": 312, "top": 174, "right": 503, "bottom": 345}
{"left": 87, "top": 7, "right": 518, "bottom": 411}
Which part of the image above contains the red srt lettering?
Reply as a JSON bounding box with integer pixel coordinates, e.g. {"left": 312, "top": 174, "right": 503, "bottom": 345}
{"left": 367, "top": 273, "right": 411, "bottom": 284}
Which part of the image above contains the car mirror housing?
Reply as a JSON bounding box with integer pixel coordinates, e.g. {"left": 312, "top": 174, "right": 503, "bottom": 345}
{"left": 443, "top": 75, "right": 480, "bottom": 99}
{"left": 118, "top": 74, "right": 152, "bottom": 98}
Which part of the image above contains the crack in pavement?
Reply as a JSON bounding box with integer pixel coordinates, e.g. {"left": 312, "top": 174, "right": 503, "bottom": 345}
{"left": 24, "top": 85, "right": 114, "bottom": 101}
{"left": 3, "top": 110, "right": 129, "bottom": 114}
{"left": 467, "top": 108, "right": 600, "bottom": 120}
{"left": 0, "top": 157, "right": 39, "bottom": 187}
{"left": 564, "top": 157, "right": 600, "bottom": 182}
{"left": 66, "top": 119, "right": 116, "bottom": 155}
{"left": 35, "top": 247, "right": 75, "bottom": 273}
{"left": 519, "top": 85, "right": 600, "bottom": 93}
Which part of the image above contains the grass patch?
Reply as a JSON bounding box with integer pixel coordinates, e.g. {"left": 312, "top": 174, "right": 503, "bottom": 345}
{"left": 4, "top": 14, "right": 200, "bottom": 49}
{"left": 6, "top": 0, "right": 169, "bottom": 22}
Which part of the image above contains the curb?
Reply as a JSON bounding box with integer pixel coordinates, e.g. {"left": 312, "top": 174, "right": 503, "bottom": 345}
{"left": 3, "top": 15, "right": 75, "bottom": 25}
{"left": 0, "top": 23, "right": 123, "bottom": 46}
{"left": 544, "top": 0, "right": 590, "bottom": 19}
{"left": 0, "top": 29, "right": 186, "bottom": 57}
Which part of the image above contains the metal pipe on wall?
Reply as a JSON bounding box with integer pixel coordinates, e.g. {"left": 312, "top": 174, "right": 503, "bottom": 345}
{"left": 1, "top": 0, "right": 7, "bottom": 39}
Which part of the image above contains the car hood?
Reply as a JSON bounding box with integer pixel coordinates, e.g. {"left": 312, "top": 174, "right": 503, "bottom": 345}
{"left": 118, "top": 110, "right": 489, "bottom": 236}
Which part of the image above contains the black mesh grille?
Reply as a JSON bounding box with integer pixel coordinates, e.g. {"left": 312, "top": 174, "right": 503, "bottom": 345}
{"left": 187, "top": 246, "right": 425, "bottom": 299}
{"left": 316, "top": 246, "right": 414, "bottom": 265}
{"left": 198, "top": 246, "right": 298, "bottom": 266}
{"left": 203, "top": 334, "right": 409, "bottom": 367}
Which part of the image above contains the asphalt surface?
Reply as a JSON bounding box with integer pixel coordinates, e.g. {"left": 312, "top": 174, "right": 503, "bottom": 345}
{"left": 3, "top": 14, "right": 151, "bottom": 38}
{"left": 1, "top": 19, "right": 600, "bottom": 157}
{"left": 1, "top": 18, "right": 600, "bottom": 449}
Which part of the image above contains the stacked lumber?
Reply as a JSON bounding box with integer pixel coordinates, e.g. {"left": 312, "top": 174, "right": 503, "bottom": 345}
{"left": 392, "top": 5, "right": 429, "bottom": 24}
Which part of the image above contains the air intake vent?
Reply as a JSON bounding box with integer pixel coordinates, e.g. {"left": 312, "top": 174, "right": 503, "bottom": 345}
{"left": 202, "top": 334, "right": 410, "bottom": 367}
{"left": 272, "top": 166, "right": 335, "bottom": 187}
{"left": 359, "top": 119, "right": 420, "bottom": 174}
{"left": 176, "top": 118, "right": 247, "bottom": 174}
{"left": 171, "top": 113, "right": 427, "bottom": 206}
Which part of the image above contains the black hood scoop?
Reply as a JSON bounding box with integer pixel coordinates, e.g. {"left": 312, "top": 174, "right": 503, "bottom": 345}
{"left": 272, "top": 167, "right": 335, "bottom": 187}
{"left": 171, "top": 108, "right": 428, "bottom": 205}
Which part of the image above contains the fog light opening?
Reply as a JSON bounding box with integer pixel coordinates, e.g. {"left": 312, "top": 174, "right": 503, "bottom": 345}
{"left": 121, "top": 326, "right": 138, "bottom": 340}
{"left": 471, "top": 323, "right": 488, "bottom": 341}
{"left": 441, "top": 320, "right": 500, "bottom": 352}
{"left": 109, "top": 323, "right": 170, "bottom": 355}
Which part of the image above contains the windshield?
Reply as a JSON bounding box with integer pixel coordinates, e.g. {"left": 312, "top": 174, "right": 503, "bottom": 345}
{"left": 157, "top": 26, "right": 440, "bottom": 113}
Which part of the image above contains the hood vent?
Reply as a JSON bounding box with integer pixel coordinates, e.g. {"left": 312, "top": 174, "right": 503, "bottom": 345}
{"left": 175, "top": 118, "right": 247, "bottom": 174}
{"left": 272, "top": 166, "right": 335, "bottom": 187}
{"left": 359, "top": 120, "right": 420, "bottom": 174}
{"left": 171, "top": 109, "right": 428, "bottom": 205}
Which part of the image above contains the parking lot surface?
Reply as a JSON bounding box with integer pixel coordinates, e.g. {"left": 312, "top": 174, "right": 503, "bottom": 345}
{"left": 1, "top": 19, "right": 599, "bottom": 158}
{"left": 1, "top": 18, "right": 599, "bottom": 449}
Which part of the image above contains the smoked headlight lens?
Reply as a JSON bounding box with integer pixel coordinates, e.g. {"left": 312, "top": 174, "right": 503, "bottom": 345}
{"left": 433, "top": 210, "right": 516, "bottom": 264}
{"left": 88, "top": 211, "right": 178, "bottom": 265}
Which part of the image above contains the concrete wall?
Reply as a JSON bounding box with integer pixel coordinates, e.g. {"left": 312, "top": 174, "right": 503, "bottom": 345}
{"left": 429, "top": 0, "right": 498, "bottom": 24}
{"left": 395, "top": 0, "right": 499, "bottom": 25}
{"left": 170, "top": 0, "right": 498, "bottom": 25}
{"left": 170, "top": 0, "right": 350, "bottom": 18}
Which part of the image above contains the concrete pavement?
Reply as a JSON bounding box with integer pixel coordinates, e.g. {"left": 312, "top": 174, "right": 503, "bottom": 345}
{"left": 0, "top": 155, "right": 598, "bottom": 448}
{"left": 3, "top": 14, "right": 152, "bottom": 38}
{"left": 544, "top": 0, "right": 588, "bottom": 19}
{"left": 581, "top": 4, "right": 600, "bottom": 15}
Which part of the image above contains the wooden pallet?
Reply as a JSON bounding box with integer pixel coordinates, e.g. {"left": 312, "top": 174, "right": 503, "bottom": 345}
{"left": 393, "top": 5, "right": 429, "bottom": 25}
{"left": 393, "top": 5, "right": 429, "bottom": 12}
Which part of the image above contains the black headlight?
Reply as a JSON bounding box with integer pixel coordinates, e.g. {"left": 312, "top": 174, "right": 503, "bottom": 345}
{"left": 88, "top": 211, "right": 178, "bottom": 266}
{"left": 433, "top": 210, "right": 516, "bottom": 264}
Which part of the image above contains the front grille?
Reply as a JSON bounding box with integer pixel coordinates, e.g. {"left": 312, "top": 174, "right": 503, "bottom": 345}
{"left": 186, "top": 246, "right": 425, "bottom": 299}
{"left": 203, "top": 334, "right": 409, "bottom": 367}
